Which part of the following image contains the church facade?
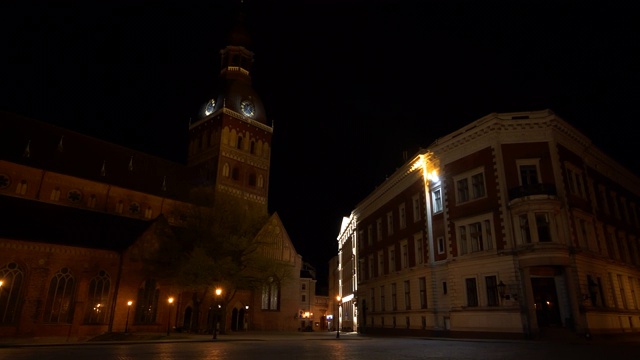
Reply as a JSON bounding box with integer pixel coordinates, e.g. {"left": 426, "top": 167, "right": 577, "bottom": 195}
{"left": 0, "top": 10, "right": 304, "bottom": 340}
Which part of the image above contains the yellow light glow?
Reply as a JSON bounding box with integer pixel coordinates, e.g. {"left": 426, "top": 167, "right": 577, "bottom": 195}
{"left": 215, "top": 288, "right": 222, "bottom": 296}
{"left": 168, "top": 297, "right": 174, "bottom": 304}
{"left": 428, "top": 170, "right": 439, "bottom": 182}
{"left": 127, "top": 300, "right": 133, "bottom": 306}
{"left": 304, "top": 311, "right": 310, "bottom": 318}
{"left": 336, "top": 295, "right": 341, "bottom": 302}
{"left": 0, "top": 280, "right": 3, "bottom": 287}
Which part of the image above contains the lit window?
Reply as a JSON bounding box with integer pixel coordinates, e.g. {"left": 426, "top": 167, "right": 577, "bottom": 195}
{"left": 15, "top": 179, "right": 27, "bottom": 195}
{"left": 50, "top": 188, "right": 61, "bottom": 201}
{"left": 87, "top": 194, "right": 97, "bottom": 208}
{"left": 432, "top": 187, "right": 443, "bottom": 213}
{"left": 0, "top": 262, "right": 24, "bottom": 324}
{"left": 84, "top": 270, "right": 110, "bottom": 324}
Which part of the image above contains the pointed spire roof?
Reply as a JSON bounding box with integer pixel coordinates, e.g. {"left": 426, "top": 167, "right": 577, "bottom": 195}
{"left": 227, "top": 1, "right": 251, "bottom": 48}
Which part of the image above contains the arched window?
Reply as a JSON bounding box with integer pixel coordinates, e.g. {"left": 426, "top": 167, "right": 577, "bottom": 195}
{"left": 84, "top": 270, "right": 111, "bottom": 324}
{"left": 237, "top": 135, "right": 243, "bottom": 150}
{"left": 15, "top": 179, "right": 27, "bottom": 195}
{"left": 230, "top": 129, "right": 237, "bottom": 148}
{"left": 87, "top": 194, "right": 97, "bottom": 208}
{"left": 261, "top": 277, "right": 280, "bottom": 310}
{"left": 116, "top": 200, "right": 124, "bottom": 213}
{"left": 135, "top": 278, "right": 159, "bottom": 324}
{"left": 250, "top": 141, "right": 256, "bottom": 154}
{"left": 257, "top": 175, "right": 264, "bottom": 188}
{"left": 0, "top": 262, "right": 24, "bottom": 324}
{"left": 222, "top": 163, "right": 230, "bottom": 177}
{"left": 50, "top": 187, "right": 61, "bottom": 201}
{"left": 256, "top": 140, "right": 263, "bottom": 156}
{"left": 232, "top": 167, "right": 240, "bottom": 181}
{"left": 262, "top": 143, "right": 270, "bottom": 159}
{"left": 248, "top": 173, "right": 256, "bottom": 186}
{"left": 44, "top": 267, "right": 76, "bottom": 323}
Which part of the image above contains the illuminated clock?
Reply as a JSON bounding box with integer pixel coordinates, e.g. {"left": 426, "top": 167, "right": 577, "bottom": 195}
{"left": 240, "top": 100, "right": 255, "bottom": 117}
{"left": 205, "top": 99, "right": 216, "bottom": 115}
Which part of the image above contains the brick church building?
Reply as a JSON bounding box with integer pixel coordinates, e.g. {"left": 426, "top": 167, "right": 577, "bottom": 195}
{"left": 0, "top": 7, "right": 304, "bottom": 340}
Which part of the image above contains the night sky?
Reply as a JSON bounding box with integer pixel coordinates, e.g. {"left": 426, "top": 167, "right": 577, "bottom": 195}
{"left": 2, "top": 1, "right": 639, "bottom": 291}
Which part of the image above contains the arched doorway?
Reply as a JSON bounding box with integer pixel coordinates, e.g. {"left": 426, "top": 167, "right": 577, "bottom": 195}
{"left": 183, "top": 306, "right": 193, "bottom": 332}
{"left": 231, "top": 307, "right": 246, "bottom": 331}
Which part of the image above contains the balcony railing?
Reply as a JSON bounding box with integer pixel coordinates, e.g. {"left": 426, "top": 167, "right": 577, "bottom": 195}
{"left": 508, "top": 183, "right": 557, "bottom": 201}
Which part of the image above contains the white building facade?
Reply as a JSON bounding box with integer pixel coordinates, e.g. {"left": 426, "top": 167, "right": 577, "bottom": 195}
{"left": 339, "top": 109, "right": 640, "bottom": 339}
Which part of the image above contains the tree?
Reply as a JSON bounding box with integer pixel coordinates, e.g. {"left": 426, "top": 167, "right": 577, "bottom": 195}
{"left": 156, "top": 187, "right": 295, "bottom": 333}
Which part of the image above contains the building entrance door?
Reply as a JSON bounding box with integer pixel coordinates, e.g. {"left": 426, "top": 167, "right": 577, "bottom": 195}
{"left": 531, "top": 277, "right": 562, "bottom": 327}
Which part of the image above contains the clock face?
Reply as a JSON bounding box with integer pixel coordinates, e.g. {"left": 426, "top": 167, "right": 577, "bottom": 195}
{"left": 240, "top": 100, "right": 255, "bottom": 117}
{"left": 205, "top": 99, "right": 216, "bottom": 115}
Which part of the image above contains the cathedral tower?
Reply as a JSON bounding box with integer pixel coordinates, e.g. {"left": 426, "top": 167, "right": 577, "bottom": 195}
{"left": 187, "top": 6, "right": 271, "bottom": 215}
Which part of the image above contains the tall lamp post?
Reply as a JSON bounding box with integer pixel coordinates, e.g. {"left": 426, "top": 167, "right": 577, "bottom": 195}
{"left": 166, "top": 297, "right": 174, "bottom": 336}
{"left": 125, "top": 300, "right": 132, "bottom": 333}
{"left": 336, "top": 295, "right": 341, "bottom": 339}
{"left": 213, "top": 288, "right": 222, "bottom": 340}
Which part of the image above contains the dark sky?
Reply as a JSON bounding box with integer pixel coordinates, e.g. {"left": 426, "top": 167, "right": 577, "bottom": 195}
{"left": 2, "top": 1, "right": 639, "bottom": 291}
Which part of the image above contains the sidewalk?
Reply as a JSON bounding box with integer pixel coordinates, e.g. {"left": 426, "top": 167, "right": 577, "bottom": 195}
{"left": 0, "top": 330, "right": 364, "bottom": 348}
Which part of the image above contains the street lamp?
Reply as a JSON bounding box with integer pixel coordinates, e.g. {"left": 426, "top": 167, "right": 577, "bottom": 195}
{"left": 336, "top": 295, "right": 341, "bottom": 339}
{"left": 125, "top": 300, "right": 132, "bottom": 333}
{"left": 244, "top": 305, "right": 249, "bottom": 331}
{"left": 213, "top": 288, "right": 222, "bottom": 340}
{"left": 167, "top": 297, "right": 174, "bottom": 336}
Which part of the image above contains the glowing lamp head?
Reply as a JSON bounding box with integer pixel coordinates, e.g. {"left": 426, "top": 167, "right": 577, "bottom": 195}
{"left": 127, "top": 301, "right": 133, "bottom": 306}
{"left": 168, "top": 297, "right": 174, "bottom": 304}
{"left": 215, "top": 288, "right": 222, "bottom": 296}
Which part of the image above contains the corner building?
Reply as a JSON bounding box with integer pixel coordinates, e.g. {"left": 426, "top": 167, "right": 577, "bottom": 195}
{"left": 0, "top": 7, "right": 304, "bottom": 340}
{"left": 345, "top": 109, "right": 640, "bottom": 339}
